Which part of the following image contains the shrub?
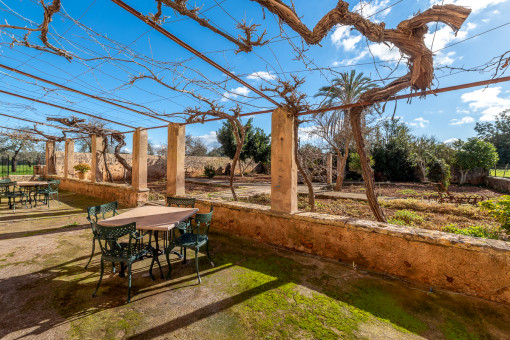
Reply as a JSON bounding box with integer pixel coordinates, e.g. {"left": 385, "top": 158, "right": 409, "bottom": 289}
{"left": 348, "top": 152, "right": 374, "bottom": 175}
{"left": 372, "top": 140, "right": 417, "bottom": 182}
{"left": 479, "top": 195, "right": 510, "bottom": 233}
{"left": 73, "top": 163, "right": 90, "bottom": 173}
{"left": 397, "top": 189, "right": 418, "bottom": 196}
{"left": 204, "top": 165, "right": 216, "bottom": 178}
{"left": 442, "top": 224, "right": 501, "bottom": 240}
{"left": 388, "top": 209, "right": 424, "bottom": 226}
{"left": 426, "top": 159, "right": 451, "bottom": 189}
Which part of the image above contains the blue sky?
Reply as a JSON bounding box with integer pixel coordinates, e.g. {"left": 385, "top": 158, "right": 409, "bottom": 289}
{"left": 0, "top": 0, "right": 509, "bottom": 151}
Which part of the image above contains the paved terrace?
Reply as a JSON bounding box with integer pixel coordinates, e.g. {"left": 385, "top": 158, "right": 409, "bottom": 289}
{"left": 1, "top": 192, "right": 509, "bottom": 339}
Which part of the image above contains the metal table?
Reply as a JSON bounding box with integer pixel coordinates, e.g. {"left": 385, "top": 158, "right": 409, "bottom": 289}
{"left": 101, "top": 205, "right": 198, "bottom": 279}
{"left": 16, "top": 181, "right": 49, "bottom": 206}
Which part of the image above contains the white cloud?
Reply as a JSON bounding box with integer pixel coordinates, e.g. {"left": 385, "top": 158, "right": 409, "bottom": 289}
{"left": 450, "top": 116, "right": 475, "bottom": 125}
{"left": 331, "top": 25, "right": 362, "bottom": 51}
{"left": 353, "top": 0, "right": 392, "bottom": 20}
{"left": 333, "top": 43, "right": 402, "bottom": 66}
{"left": 461, "top": 87, "right": 510, "bottom": 121}
{"left": 409, "top": 117, "right": 430, "bottom": 128}
{"left": 221, "top": 86, "right": 251, "bottom": 102}
{"left": 430, "top": 0, "right": 508, "bottom": 13}
{"left": 197, "top": 131, "right": 220, "bottom": 150}
{"left": 444, "top": 138, "right": 459, "bottom": 144}
{"left": 424, "top": 22, "right": 476, "bottom": 65}
{"left": 247, "top": 71, "right": 277, "bottom": 81}
{"left": 298, "top": 125, "right": 321, "bottom": 144}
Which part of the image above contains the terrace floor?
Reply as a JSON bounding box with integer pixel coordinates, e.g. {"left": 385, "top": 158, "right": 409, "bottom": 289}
{"left": 1, "top": 192, "right": 510, "bottom": 339}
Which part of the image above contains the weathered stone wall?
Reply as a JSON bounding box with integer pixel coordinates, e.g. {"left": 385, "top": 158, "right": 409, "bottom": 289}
{"left": 450, "top": 167, "right": 488, "bottom": 185}
{"left": 55, "top": 152, "right": 255, "bottom": 180}
{"left": 195, "top": 199, "right": 510, "bottom": 304}
{"left": 487, "top": 176, "right": 510, "bottom": 193}
{"left": 55, "top": 176, "right": 149, "bottom": 207}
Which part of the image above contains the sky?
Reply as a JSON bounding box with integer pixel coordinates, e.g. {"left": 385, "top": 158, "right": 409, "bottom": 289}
{"left": 0, "top": 0, "right": 509, "bottom": 152}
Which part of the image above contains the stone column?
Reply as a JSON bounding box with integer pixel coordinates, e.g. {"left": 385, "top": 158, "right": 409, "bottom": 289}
{"left": 64, "top": 139, "right": 75, "bottom": 179}
{"left": 326, "top": 153, "right": 333, "bottom": 185}
{"left": 167, "top": 123, "right": 185, "bottom": 196}
{"left": 45, "top": 141, "right": 56, "bottom": 175}
{"left": 90, "top": 135, "right": 102, "bottom": 183}
{"left": 271, "top": 107, "right": 297, "bottom": 213}
{"left": 132, "top": 128, "right": 148, "bottom": 190}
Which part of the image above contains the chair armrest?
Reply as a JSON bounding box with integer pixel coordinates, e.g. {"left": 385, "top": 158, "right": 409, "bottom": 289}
{"left": 130, "top": 230, "right": 151, "bottom": 241}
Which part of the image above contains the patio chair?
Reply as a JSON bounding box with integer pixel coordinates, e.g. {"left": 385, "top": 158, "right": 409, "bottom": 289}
{"left": 6, "top": 181, "right": 29, "bottom": 212}
{"left": 85, "top": 201, "right": 119, "bottom": 269}
{"left": 0, "top": 179, "right": 12, "bottom": 205}
{"left": 33, "top": 179, "right": 60, "bottom": 208}
{"left": 165, "top": 206, "right": 214, "bottom": 283}
{"left": 92, "top": 221, "right": 154, "bottom": 303}
{"left": 166, "top": 196, "right": 196, "bottom": 261}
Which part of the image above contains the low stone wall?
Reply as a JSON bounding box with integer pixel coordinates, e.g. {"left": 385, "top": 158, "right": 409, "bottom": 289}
{"left": 195, "top": 199, "right": 510, "bottom": 304}
{"left": 451, "top": 167, "right": 488, "bottom": 185}
{"left": 55, "top": 152, "right": 255, "bottom": 180}
{"left": 56, "top": 177, "right": 149, "bottom": 207}
{"left": 487, "top": 176, "right": 510, "bottom": 193}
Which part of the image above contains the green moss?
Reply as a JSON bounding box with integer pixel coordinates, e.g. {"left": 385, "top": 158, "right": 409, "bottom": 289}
{"left": 338, "top": 284, "right": 427, "bottom": 335}
{"left": 440, "top": 319, "right": 479, "bottom": 340}
{"left": 70, "top": 309, "right": 143, "bottom": 339}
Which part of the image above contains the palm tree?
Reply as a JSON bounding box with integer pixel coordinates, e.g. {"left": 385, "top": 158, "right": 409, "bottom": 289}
{"left": 313, "top": 70, "right": 376, "bottom": 191}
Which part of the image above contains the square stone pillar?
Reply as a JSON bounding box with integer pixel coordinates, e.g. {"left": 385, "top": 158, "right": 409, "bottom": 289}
{"left": 167, "top": 123, "right": 185, "bottom": 197}
{"left": 326, "top": 153, "right": 333, "bottom": 185}
{"left": 45, "top": 141, "right": 56, "bottom": 175}
{"left": 64, "top": 139, "right": 75, "bottom": 179}
{"left": 271, "top": 107, "right": 297, "bottom": 213}
{"left": 132, "top": 128, "right": 148, "bottom": 190}
{"left": 90, "top": 135, "right": 102, "bottom": 183}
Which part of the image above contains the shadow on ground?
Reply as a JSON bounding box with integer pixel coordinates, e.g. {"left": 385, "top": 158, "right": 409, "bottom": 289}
{"left": 1, "top": 195, "right": 509, "bottom": 339}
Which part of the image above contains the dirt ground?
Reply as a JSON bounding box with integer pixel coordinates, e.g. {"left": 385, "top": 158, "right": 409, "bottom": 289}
{"left": 1, "top": 193, "right": 510, "bottom": 339}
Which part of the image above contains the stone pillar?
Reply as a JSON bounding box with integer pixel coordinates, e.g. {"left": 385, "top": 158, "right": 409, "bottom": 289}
{"left": 167, "top": 123, "right": 185, "bottom": 197}
{"left": 326, "top": 153, "right": 333, "bottom": 185}
{"left": 132, "top": 128, "right": 148, "bottom": 190}
{"left": 90, "top": 135, "right": 102, "bottom": 183}
{"left": 271, "top": 107, "right": 297, "bottom": 213}
{"left": 64, "top": 139, "right": 75, "bottom": 179}
{"left": 45, "top": 141, "right": 56, "bottom": 175}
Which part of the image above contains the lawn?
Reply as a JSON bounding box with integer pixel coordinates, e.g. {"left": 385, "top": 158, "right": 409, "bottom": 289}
{"left": 1, "top": 194, "right": 510, "bottom": 339}
{"left": 490, "top": 169, "right": 510, "bottom": 178}
{"left": 0, "top": 164, "right": 35, "bottom": 176}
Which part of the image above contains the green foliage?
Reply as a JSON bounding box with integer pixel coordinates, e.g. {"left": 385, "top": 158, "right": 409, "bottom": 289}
{"left": 73, "top": 163, "right": 90, "bottom": 173}
{"left": 426, "top": 159, "right": 451, "bottom": 189}
{"left": 397, "top": 189, "right": 418, "bottom": 196}
{"left": 204, "top": 165, "right": 216, "bottom": 178}
{"left": 479, "top": 195, "right": 510, "bottom": 233}
{"left": 348, "top": 152, "right": 374, "bottom": 175}
{"left": 388, "top": 210, "right": 424, "bottom": 226}
{"left": 441, "top": 224, "right": 501, "bottom": 240}
{"left": 454, "top": 138, "right": 499, "bottom": 171}
{"left": 371, "top": 119, "right": 417, "bottom": 182}
{"left": 216, "top": 118, "right": 270, "bottom": 163}
{"left": 475, "top": 110, "right": 510, "bottom": 164}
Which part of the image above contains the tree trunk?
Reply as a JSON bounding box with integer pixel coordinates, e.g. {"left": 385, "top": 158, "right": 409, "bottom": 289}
{"left": 418, "top": 162, "right": 427, "bottom": 182}
{"left": 11, "top": 147, "right": 21, "bottom": 173}
{"left": 350, "top": 110, "right": 386, "bottom": 222}
{"left": 229, "top": 119, "right": 245, "bottom": 201}
{"left": 294, "top": 120, "right": 315, "bottom": 211}
{"left": 334, "top": 143, "right": 349, "bottom": 191}
{"left": 459, "top": 170, "right": 469, "bottom": 185}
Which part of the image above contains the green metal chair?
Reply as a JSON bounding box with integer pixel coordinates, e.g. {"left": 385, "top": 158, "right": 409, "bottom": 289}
{"left": 92, "top": 222, "right": 154, "bottom": 303}
{"left": 85, "top": 202, "right": 119, "bottom": 269}
{"left": 166, "top": 196, "right": 196, "bottom": 261}
{"left": 0, "top": 179, "right": 12, "bottom": 205}
{"left": 33, "top": 179, "right": 60, "bottom": 208}
{"left": 6, "top": 181, "right": 29, "bottom": 212}
{"left": 165, "top": 206, "right": 214, "bottom": 282}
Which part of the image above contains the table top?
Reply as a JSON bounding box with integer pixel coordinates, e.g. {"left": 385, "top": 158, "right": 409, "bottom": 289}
{"left": 16, "top": 181, "right": 49, "bottom": 186}
{"left": 100, "top": 206, "right": 199, "bottom": 231}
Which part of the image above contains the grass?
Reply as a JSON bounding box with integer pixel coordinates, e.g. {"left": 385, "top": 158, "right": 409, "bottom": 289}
{"left": 490, "top": 169, "right": 510, "bottom": 178}
{"left": 0, "top": 164, "right": 34, "bottom": 176}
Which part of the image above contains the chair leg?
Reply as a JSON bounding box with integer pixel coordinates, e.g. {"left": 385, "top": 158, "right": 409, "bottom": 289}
{"left": 195, "top": 248, "right": 201, "bottom": 284}
{"left": 92, "top": 259, "right": 104, "bottom": 297}
{"left": 165, "top": 250, "right": 172, "bottom": 280}
{"left": 127, "top": 263, "right": 132, "bottom": 303}
{"left": 85, "top": 238, "right": 95, "bottom": 269}
{"left": 206, "top": 241, "right": 214, "bottom": 267}
{"left": 149, "top": 253, "right": 156, "bottom": 281}
{"left": 182, "top": 247, "right": 187, "bottom": 264}
{"left": 112, "top": 262, "right": 116, "bottom": 274}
